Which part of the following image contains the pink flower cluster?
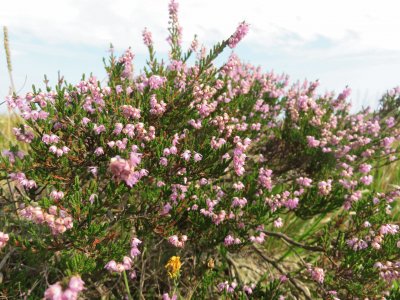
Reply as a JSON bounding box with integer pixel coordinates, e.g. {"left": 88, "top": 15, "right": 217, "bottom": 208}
{"left": 228, "top": 21, "right": 249, "bottom": 48}
{"left": 318, "top": 180, "right": 332, "bottom": 196}
{"left": 2, "top": 149, "right": 25, "bottom": 163}
{"left": 224, "top": 234, "right": 242, "bottom": 246}
{"left": 249, "top": 230, "right": 266, "bottom": 244}
{"left": 105, "top": 237, "right": 142, "bottom": 278}
{"left": 50, "top": 190, "right": 65, "bottom": 201}
{"left": 307, "top": 265, "right": 325, "bottom": 284}
{"left": 374, "top": 261, "right": 400, "bottom": 283}
{"left": 142, "top": 27, "right": 153, "bottom": 47}
{"left": 146, "top": 75, "right": 167, "bottom": 90}
{"left": 13, "top": 125, "right": 34, "bottom": 143}
{"left": 18, "top": 204, "right": 73, "bottom": 235}
{"left": 44, "top": 276, "right": 85, "bottom": 300}
{"left": 9, "top": 172, "right": 37, "bottom": 189}
{"left": 113, "top": 122, "right": 156, "bottom": 142}
{"left": 296, "top": 177, "right": 313, "bottom": 187}
{"left": 42, "top": 134, "right": 60, "bottom": 144}
{"left": 107, "top": 138, "right": 128, "bottom": 150}
{"left": 217, "top": 280, "right": 238, "bottom": 293}
{"left": 118, "top": 48, "right": 135, "bottom": 79}
{"left": 264, "top": 190, "right": 300, "bottom": 212}
{"left": 258, "top": 168, "right": 273, "bottom": 191}
{"left": 121, "top": 105, "right": 141, "bottom": 119}
{"left": 233, "top": 137, "right": 251, "bottom": 176}
{"left": 168, "top": 235, "right": 188, "bottom": 248}
{"left": 49, "top": 145, "right": 70, "bottom": 157}
{"left": 105, "top": 256, "right": 134, "bottom": 273}
{"left": 130, "top": 237, "right": 142, "bottom": 258}
{"left": 6, "top": 92, "right": 55, "bottom": 125}
{"left": 149, "top": 94, "right": 167, "bottom": 116}
{"left": 346, "top": 237, "right": 368, "bottom": 251}
{"left": 109, "top": 147, "right": 148, "bottom": 187}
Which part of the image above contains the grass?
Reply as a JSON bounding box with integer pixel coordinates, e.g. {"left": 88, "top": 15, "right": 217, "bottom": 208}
{"left": 0, "top": 113, "right": 18, "bottom": 148}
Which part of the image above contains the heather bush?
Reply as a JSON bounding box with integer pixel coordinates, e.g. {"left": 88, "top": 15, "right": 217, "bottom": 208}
{"left": 1, "top": 1, "right": 400, "bottom": 299}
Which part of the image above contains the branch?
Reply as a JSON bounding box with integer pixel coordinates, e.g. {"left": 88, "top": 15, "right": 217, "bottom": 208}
{"left": 252, "top": 245, "right": 312, "bottom": 300}
{"left": 262, "top": 230, "right": 324, "bottom": 252}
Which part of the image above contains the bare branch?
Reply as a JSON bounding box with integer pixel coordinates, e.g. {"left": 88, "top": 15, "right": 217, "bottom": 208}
{"left": 252, "top": 245, "right": 312, "bottom": 300}
{"left": 262, "top": 230, "right": 324, "bottom": 252}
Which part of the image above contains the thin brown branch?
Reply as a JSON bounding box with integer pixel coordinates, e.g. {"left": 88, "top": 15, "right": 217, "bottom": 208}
{"left": 252, "top": 245, "right": 312, "bottom": 300}
{"left": 262, "top": 230, "right": 324, "bottom": 252}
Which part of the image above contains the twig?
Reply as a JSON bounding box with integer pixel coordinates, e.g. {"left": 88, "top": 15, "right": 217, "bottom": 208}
{"left": 139, "top": 245, "right": 146, "bottom": 300}
{"left": 0, "top": 248, "right": 15, "bottom": 271}
{"left": 262, "top": 230, "right": 324, "bottom": 252}
{"left": 226, "top": 253, "right": 242, "bottom": 284}
{"left": 252, "top": 245, "right": 312, "bottom": 300}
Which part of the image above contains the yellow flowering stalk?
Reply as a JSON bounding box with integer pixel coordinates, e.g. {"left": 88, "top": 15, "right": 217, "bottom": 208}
{"left": 165, "top": 256, "right": 182, "bottom": 278}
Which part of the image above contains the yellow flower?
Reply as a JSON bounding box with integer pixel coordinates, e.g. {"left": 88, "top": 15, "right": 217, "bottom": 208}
{"left": 165, "top": 256, "right": 182, "bottom": 278}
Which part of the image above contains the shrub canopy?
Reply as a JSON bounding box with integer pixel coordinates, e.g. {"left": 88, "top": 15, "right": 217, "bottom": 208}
{"left": 1, "top": 1, "right": 400, "bottom": 299}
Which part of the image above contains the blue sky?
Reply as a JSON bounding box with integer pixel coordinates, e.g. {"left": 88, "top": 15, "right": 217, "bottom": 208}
{"left": 1, "top": 0, "right": 400, "bottom": 113}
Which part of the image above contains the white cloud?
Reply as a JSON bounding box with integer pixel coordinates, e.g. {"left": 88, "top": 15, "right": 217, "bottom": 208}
{"left": 1, "top": 0, "right": 400, "bottom": 113}
{"left": 2, "top": 0, "right": 400, "bottom": 55}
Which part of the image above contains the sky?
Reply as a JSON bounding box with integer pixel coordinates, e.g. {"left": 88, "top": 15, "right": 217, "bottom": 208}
{"left": 1, "top": 0, "right": 400, "bottom": 113}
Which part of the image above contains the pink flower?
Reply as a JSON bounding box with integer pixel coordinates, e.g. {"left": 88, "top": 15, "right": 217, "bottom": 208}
{"left": 122, "top": 256, "right": 133, "bottom": 270}
{"left": 81, "top": 117, "right": 91, "bottom": 126}
{"left": 147, "top": 75, "right": 167, "bottom": 90}
{"left": 380, "top": 224, "right": 399, "bottom": 235}
{"left": 93, "top": 124, "right": 106, "bottom": 135}
{"left": 61, "top": 289, "right": 78, "bottom": 300}
{"left": 119, "top": 48, "right": 135, "bottom": 79}
{"left": 160, "top": 202, "right": 173, "bottom": 216}
{"left": 142, "top": 27, "right": 153, "bottom": 47}
{"left": 259, "top": 168, "right": 273, "bottom": 191}
{"left": 360, "top": 175, "right": 373, "bottom": 185}
{"left": 113, "top": 123, "right": 123, "bottom": 135}
{"left": 318, "top": 180, "right": 332, "bottom": 196}
{"left": 44, "top": 282, "right": 63, "bottom": 300}
{"left": 228, "top": 21, "right": 249, "bottom": 48}
{"left": 49, "top": 205, "right": 58, "bottom": 215}
{"left": 50, "top": 190, "right": 65, "bottom": 200}
{"left": 279, "top": 275, "right": 288, "bottom": 283}
{"left": 49, "top": 145, "right": 57, "bottom": 154}
{"left": 109, "top": 151, "right": 144, "bottom": 187}
{"left": 224, "top": 235, "right": 235, "bottom": 246}
{"left": 131, "top": 237, "right": 142, "bottom": 258}
{"left": 168, "top": 235, "right": 187, "bottom": 248}
{"left": 94, "top": 147, "right": 104, "bottom": 156}
{"left": 359, "top": 163, "right": 372, "bottom": 174}
{"left": 296, "top": 177, "right": 313, "bottom": 187}
{"left": 121, "top": 105, "right": 141, "bottom": 119}
{"left": 68, "top": 276, "right": 85, "bottom": 292}
{"left": 181, "top": 150, "right": 191, "bottom": 161}
{"left": 88, "top": 166, "right": 98, "bottom": 176}
{"left": 0, "top": 232, "right": 9, "bottom": 248}
{"left": 274, "top": 218, "right": 283, "bottom": 228}
{"left": 309, "top": 266, "right": 325, "bottom": 284}
{"left": 149, "top": 94, "right": 166, "bottom": 116}
{"left": 162, "top": 293, "right": 177, "bottom": 300}
{"left": 233, "top": 181, "right": 245, "bottom": 191}
{"left": 105, "top": 260, "right": 117, "bottom": 272}
{"left": 160, "top": 157, "right": 168, "bottom": 166}
{"left": 193, "top": 152, "right": 202, "bottom": 162}
{"left": 382, "top": 136, "right": 395, "bottom": 148}
{"left": 89, "top": 194, "right": 97, "bottom": 204}
{"left": 307, "top": 136, "right": 320, "bottom": 147}
{"left": 386, "top": 116, "right": 395, "bottom": 128}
